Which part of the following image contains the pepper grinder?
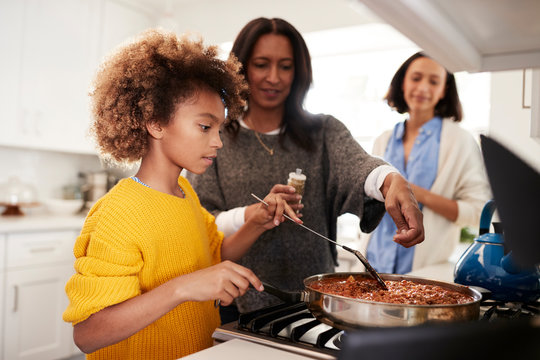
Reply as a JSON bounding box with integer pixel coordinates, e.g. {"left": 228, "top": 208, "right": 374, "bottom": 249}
{"left": 287, "top": 168, "right": 306, "bottom": 211}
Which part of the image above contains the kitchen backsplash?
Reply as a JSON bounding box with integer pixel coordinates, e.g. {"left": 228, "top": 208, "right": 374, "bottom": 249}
{"left": 0, "top": 146, "right": 134, "bottom": 205}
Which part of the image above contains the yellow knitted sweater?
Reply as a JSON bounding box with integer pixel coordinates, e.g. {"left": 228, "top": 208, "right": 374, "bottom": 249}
{"left": 63, "top": 176, "right": 223, "bottom": 359}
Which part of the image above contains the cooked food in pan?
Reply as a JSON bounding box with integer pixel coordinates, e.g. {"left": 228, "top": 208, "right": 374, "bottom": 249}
{"left": 310, "top": 275, "right": 474, "bottom": 305}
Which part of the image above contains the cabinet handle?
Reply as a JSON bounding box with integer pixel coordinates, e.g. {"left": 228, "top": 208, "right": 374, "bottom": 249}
{"left": 13, "top": 285, "right": 19, "bottom": 312}
{"left": 523, "top": 69, "right": 531, "bottom": 109}
{"left": 29, "top": 246, "right": 56, "bottom": 253}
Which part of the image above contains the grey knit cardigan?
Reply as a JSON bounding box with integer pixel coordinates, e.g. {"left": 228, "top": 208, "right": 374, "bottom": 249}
{"left": 188, "top": 114, "right": 387, "bottom": 312}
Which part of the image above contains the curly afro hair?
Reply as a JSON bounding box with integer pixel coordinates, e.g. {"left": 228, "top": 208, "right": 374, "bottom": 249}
{"left": 90, "top": 29, "right": 247, "bottom": 163}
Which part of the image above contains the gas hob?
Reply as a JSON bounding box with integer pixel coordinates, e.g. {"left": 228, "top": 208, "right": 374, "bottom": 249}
{"left": 212, "top": 299, "right": 539, "bottom": 359}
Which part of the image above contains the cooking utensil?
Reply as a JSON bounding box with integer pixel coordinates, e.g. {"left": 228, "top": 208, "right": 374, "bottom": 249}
{"left": 263, "top": 272, "right": 482, "bottom": 329}
{"left": 251, "top": 193, "right": 388, "bottom": 290}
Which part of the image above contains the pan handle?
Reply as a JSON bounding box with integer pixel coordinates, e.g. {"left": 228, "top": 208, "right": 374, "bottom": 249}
{"left": 261, "top": 281, "right": 306, "bottom": 303}
{"left": 470, "top": 286, "right": 491, "bottom": 301}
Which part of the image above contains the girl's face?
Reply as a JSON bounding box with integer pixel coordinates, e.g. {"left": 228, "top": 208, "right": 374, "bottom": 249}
{"left": 159, "top": 88, "right": 225, "bottom": 175}
{"left": 246, "top": 33, "right": 294, "bottom": 111}
{"left": 402, "top": 57, "right": 447, "bottom": 116}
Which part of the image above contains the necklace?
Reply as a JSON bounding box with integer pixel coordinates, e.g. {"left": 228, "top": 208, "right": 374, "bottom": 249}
{"left": 253, "top": 131, "right": 274, "bottom": 155}
{"left": 130, "top": 176, "right": 185, "bottom": 198}
{"left": 246, "top": 117, "right": 275, "bottom": 156}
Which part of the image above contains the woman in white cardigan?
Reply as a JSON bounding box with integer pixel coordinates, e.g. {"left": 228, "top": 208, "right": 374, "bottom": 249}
{"left": 363, "top": 52, "right": 491, "bottom": 273}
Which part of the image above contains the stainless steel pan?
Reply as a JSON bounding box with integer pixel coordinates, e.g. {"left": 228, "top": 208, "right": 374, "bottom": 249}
{"left": 263, "top": 272, "right": 482, "bottom": 329}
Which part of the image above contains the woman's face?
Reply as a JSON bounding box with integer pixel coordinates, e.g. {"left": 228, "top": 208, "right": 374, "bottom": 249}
{"left": 246, "top": 33, "right": 294, "bottom": 111}
{"left": 402, "top": 57, "right": 447, "bottom": 116}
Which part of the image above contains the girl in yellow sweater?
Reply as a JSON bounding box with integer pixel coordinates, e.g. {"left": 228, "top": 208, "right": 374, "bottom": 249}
{"left": 63, "top": 29, "right": 301, "bottom": 360}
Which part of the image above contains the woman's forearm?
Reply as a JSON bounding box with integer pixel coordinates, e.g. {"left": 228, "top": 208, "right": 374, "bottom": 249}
{"left": 410, "top": 183, "right": 458, "bottom": 222}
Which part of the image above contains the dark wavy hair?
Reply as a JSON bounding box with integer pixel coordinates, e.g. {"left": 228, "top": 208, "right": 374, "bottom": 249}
{"left": 226, "top": 17, "right": 320, "bottom": 152}
{"left": 384, "top": 52, "right": 463, "bottom": 122}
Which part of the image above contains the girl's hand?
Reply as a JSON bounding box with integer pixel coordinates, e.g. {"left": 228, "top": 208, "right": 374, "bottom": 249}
{"left": 247, "top": 192, "right": 302, "bottom": 230}
{"left": 245, "top": 184, "right": 303, "bottom": 224}
{"left": 180, "top": 261, "right": 263, "bottom": 306}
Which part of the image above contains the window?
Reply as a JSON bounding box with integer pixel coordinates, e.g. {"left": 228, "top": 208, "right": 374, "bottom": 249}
{"left": 303, "top": 24, "right": 490, "bottom": 152}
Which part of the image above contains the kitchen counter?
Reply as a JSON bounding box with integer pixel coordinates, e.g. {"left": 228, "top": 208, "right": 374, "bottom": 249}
{"left": 183, "top": 339, "right": 314, "bottom": 360}
{"left": 406, "top": 243, "right": 470, "bottom": 283}
{"left": 0, "top": 213, "right": 86, "bottom": 233}
{"left": 406, "top": 261, "right": 456, "bottom": 283}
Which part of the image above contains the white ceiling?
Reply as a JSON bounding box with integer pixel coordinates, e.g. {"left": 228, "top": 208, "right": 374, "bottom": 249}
{"left": 130, "top": 0, "right": 382, "bottom": 44}
{"left": 436, "top": 0, "right": 540, "bottom": 55}
{"left": 358, "top": 0, "right": 540, "bottom": 72}
{"left": 130, "top": 0, "right": 540, "bottom": 72}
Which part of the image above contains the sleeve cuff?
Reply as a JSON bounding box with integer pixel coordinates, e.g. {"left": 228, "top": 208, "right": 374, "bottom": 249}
{"left": 215, "top": 206, "right": 246, "bottom": 237}
{"left": 364, "top": 165, "right": 400, "bottom": 202}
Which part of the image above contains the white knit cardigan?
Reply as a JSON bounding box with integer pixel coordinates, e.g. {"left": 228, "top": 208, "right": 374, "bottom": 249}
{"left": 360, "top": 119, "right": 492, "bottom": 271}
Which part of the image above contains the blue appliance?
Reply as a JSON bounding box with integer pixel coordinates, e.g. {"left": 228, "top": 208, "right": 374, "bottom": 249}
{"left": 454, "top": 200, "right": 540, "bottom": 302}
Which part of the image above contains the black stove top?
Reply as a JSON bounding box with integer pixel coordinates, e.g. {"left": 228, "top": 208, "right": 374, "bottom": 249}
{"left": 480, "top": 298, "right": 539, "bottom": 320}
{"left": 214, "top": 302, "right": 340, "bottom": 359}
{"left": 212, "top": 298, "right": 539, "bottom": 359}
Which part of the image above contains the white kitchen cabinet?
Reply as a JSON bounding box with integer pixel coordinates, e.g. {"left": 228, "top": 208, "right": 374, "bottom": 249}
{"left": 3, "top": 264, "right": 74, "bottom": 360}
{"left": 0, "top": 0, "right": 100, "bottom": 154}
{"left": 0, "top": 235, "right": 6, "bottom": 360}
{"left": 0, "top": 0, "right": 154, "bottom": 155}
{"left": 0, "top": 0, "right": 24, "bottom": 149}
{"left": 1, "top": 230, "right": 78, "bottom": 360}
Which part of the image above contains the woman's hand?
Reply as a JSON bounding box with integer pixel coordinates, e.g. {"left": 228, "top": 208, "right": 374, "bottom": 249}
{"left": 247, "top": 191, "right": 303, "bottom": 230}
{"left": 179, "top": 260, "right": 263, "bottom": 306}
{"left": 380, "top": 172, "right": 424, "bottom": 247}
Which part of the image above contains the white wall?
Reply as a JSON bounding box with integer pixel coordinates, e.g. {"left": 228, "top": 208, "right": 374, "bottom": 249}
{"left": 489, "top": 70, "right": 540, "bottom": 171}
{"left": 0, "top": 147, "right": 133, "bottom": 206}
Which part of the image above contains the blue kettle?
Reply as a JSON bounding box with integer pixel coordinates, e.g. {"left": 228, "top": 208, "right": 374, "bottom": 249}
{"left": 454, "top": 200, "right": 540, "bottom": 302}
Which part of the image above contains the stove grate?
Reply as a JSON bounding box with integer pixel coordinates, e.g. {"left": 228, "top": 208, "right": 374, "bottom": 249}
{"left": 290, "top": 319, "right": 320, "bottom": 342}
{"left": 269, "top": 311, "right": 313, "bottom": 337}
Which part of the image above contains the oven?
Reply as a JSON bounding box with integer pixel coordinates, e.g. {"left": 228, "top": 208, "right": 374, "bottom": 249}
{"left": 212, "top": 298, "right": 539, "bottom": 359}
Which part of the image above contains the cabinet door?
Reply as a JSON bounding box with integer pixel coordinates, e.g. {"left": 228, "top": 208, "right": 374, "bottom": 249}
{"left": 0, "top": 0, "right": 154, "bottom": 154}
{"left": 0, "top": 0, "right": 100, "bottom": 154}
{"left": 0, "top": 235, "right": 5, "bottom": 359}
{"left": 18, "top": 0, "right": 100, "bottom": 154}
{"left": 3, "top": 264, "right": 74, "bottom": 360}
{"left": 0, "top": 0, "right": 25, "bottom": 146}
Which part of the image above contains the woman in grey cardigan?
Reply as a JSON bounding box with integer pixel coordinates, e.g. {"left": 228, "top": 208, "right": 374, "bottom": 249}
{"left": 188, "top": 18, "right": 424, "bottom": 320}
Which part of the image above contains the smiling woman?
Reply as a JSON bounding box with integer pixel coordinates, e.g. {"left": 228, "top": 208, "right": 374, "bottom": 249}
{"left": 189, "top": 18, "right": 425, "bottom": 326}
{"left": 301, "top": 24, "right": 490, "bottom": 151}
{"left": 363, "top": 52, "right": 491, "bottom": 274}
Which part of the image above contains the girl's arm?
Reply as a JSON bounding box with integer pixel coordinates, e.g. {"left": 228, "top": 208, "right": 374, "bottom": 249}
{"left": 73, "top": 260, "right": 262, "bottom": 354}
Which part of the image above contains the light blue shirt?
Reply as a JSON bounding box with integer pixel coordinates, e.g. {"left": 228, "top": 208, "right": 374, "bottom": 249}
{"left": 367, "top": 117, "right": 442, "bottom": 273}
